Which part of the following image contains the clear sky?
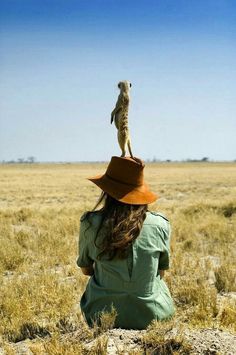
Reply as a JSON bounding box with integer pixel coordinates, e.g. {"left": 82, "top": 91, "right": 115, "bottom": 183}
{"left": 0, "top": 0, "right": 235, "bottom": 162}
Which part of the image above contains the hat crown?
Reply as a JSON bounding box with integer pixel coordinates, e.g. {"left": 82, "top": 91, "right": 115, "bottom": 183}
{"left": 106, "top": 156, "right": 144, "bottom": 186}
{"left": 87, "top": 155, "right": 157, "bottom": 204}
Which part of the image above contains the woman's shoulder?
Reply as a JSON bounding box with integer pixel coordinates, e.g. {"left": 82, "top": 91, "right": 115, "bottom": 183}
{"left": 80, "top": 210, "right": 103, "bottom": 226}
{"left": 144, "top": 211, "right": 170, "bottom": 232}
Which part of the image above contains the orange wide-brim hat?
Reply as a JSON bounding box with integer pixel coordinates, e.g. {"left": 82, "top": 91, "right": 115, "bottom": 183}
{"left": 87, "top": 156, "right": 158, "bottom": 205}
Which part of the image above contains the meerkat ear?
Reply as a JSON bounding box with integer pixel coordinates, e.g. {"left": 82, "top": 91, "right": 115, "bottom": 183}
{"left": 118, "top": 82, "right": 121, "bottom": 88}
{"left": 130, "top": 82, "right": 132, "bottom": 88}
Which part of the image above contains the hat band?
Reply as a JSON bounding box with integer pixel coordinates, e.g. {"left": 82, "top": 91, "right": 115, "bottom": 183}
{"left": 105, "top": 173, "right": 143, "bottom": 187}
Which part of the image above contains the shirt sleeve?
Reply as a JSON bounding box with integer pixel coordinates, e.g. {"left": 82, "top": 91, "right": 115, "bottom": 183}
{"left": 76, "top": 214, "right": 94, "bottom": 268}
{"left": 158, "top": 221, "right": 171, "bottom": 270}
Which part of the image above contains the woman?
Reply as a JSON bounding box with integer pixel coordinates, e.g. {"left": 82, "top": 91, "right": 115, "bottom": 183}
{"left": 76, "top": 156, "right": 175, "bottom": 329}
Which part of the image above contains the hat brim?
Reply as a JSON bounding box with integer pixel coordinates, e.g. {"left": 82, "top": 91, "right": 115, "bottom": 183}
{"left": 88, "top": 173, "right": 158, "bottom": 205}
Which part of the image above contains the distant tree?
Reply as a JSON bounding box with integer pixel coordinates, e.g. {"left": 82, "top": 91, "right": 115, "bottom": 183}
{"left": 17, "top": 158, "right": 25, "bottom": 163}
{"left": 186, "top": 158, "right": 199, "bottom": 162}
{"left": 201, "top": 157, "right": 209, "bottom": 162}
{"left": 27, "top": 156, "right": 36, "bottom": 163}
{"left": 152, "top": 156, "right": 161, "bottom": 163}
{"left": 152, "top": 156, "right": 157, "bottom": 163}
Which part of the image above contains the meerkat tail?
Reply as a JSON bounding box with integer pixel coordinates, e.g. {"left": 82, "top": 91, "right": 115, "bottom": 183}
{"left": 127, "top": 139, "right": 134, "bottom": 158}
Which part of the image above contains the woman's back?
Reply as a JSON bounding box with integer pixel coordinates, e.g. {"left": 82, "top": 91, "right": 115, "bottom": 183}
{"left": 77, "top": 210, "right": 175, "bottom": 329}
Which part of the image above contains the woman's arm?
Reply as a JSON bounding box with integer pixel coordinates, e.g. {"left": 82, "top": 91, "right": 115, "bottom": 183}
{"left": 77, "top": 214, "right": 94, "bottom": 275}
{"left": 80, "top": 265, "right": 94, "bottom": 276}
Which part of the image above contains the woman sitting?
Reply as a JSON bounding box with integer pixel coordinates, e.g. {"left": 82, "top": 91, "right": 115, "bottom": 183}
{"left": 77, "top": 156, "right": 175, "bottom": 329}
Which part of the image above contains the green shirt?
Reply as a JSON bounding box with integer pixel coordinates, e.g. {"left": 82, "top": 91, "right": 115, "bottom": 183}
{"left": 76, "top": 210, "right": 175, "bottom": 329}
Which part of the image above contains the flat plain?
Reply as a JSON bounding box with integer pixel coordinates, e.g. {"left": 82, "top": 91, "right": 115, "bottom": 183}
{"left": 0, "top": 162, "right": 236, "bottom": 354}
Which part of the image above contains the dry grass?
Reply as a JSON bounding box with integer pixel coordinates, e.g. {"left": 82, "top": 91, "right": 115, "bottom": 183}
{"left": 0, "top": 162, "right": 236, "bottom": 353}
{"left": 142, "top": 319, "right": 192, "bottom": 354}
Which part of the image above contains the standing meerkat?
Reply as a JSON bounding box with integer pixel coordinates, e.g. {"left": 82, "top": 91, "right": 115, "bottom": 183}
{"left": 110, "top": 80, "right": 134, "bottom": 158}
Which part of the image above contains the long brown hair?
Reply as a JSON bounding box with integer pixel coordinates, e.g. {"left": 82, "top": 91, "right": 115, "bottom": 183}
{"left": 86, "top": 192, "right": 147, "bottom": 260}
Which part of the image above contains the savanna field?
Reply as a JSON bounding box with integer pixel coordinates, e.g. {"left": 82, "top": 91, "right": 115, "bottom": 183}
{"left": 0, "top": 162, "right": 236, "bottom": 354}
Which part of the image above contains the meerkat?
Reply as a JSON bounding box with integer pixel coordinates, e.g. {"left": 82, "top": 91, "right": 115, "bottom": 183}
{"left": 110, "top": 80, "right": 134, "bottom": 158}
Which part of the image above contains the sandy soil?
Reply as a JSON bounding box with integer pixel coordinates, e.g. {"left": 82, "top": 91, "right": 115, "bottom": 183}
{"left": 1, "top": 326, "right": 236, "bottom": 354}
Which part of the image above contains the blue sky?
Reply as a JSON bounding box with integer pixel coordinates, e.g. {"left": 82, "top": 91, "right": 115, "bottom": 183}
{"left": 0, "top": 0, "right": 235, "bottom": 162}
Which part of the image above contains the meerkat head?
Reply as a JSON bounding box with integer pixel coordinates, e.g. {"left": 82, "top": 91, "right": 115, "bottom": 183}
{"left": 118, "top": 81, "right": 132, "bottom": 92}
